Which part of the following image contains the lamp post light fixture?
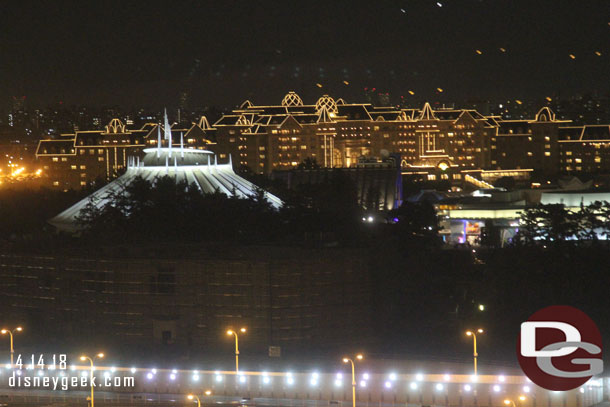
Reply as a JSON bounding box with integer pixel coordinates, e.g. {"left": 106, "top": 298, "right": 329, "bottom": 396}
{"left": 188, "top": 390, "right": 212, "bottom": 407}
{"left": 226, "top": 328, "right": 246, "bottom": 373}
{"left": 343, "top": 354, "right": 364, "bottom": 407}
{"left": 80, "top": 353, "right": 104, "bottom": 407}
{"left": 0, "top": 327, "right": 23, "bottom": 366}
{"left": 504, "top": 396, "right": 526, "bottom": 407}
{"left": 465, "top": 329, "right": 484, "bottom": 375}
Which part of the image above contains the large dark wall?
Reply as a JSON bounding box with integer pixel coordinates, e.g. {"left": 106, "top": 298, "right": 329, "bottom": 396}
{"left": 0, "top": 245, "right": 372, "bottom": 362}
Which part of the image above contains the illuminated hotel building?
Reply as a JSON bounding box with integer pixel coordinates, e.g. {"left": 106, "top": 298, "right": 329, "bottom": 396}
{"left": 35, "top": 116, "right": 215, "bottom": 189}
{"left": 213, "top": 92, "right": 496, "bottom": 176}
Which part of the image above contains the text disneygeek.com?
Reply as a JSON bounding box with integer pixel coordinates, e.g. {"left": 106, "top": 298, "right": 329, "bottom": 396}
{"left": 7, "top": 373, "right": 135, "bottom": 390}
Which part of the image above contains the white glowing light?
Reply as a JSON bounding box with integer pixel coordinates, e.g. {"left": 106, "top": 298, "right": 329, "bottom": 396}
{"left": 363, "top": 373, "right": 370, "bottom": 380}
{"left": 470, "top": 375, "right": 478, "bottom": 382}
{"left": 170, "top": 374, "right": 176, "bottom": 380}
{"left": 193, "top": 374, "right": 200, "bottom": 381}
{"left": 359, "top": 380, "right": 367, "bottom": 388}
{"left": 151, "top": 369, "right": 157, "bottom": 374}
{"left": 523, "top": 386, "right": 530, "bottom": 393}
{"left": 498, "top": 375, "right": 505, "bottom": 382}
{"left": 147, "top": 373, "right": 153, "bottom": 380}
{"left": 37, "top": 370, "right": 44, "bottom": 377}
{"left": 215, "top": 375, "right": 223, "bottom": 382}
{"left": 287, "top": 377, "right": 294, "bottom": 385}
{"left": 81, "top": 371, "right": 88, "bottom": 378}
{"left": 335, "top": 379, "right": 342, "bottom": 387}
{"left": 389, "top": 373, "right": 397, "bottom": 381}
{"left": 464, "top": 384, "right": 472, "bottom": 392}
{"left": 131, "top": 367, "right": 137, "bottom": 374}
{"left": 493, "top": 385, "right": 501, "bottom": 392}
{"left": 70, "top": 365, "right": 76, "bottom": 371}
{"left": 436, "top": 383, "right": 444, "bottom": 391}
{"left": 239, "top": 375, "right": 246, "bottom": 383}
{"left": 104, "top": 372, "right": 111, "bottom": 379}
{"left": 410, "top": 382, "right": 418, "bottom": 390}
{"left": 310, "top": 378, "right": 318, "bottom": 386}
{"left": 172, "top": 369, "right": 177, "bottom": 374}
{"left": 416, "top": 373, "right": 424, "bottom": 381}
{"left": 111, "top": 367, "right": 117, "bottom": 373}
{"left": 336, "top": 373, "right": 343, "bottom": 379}
{"left": 263, "top": 376, "right": 271, "bottom": 384}
{"left": 580, "top": 388, "right": 585, "bottom": 394}
{"left": 385, "top": 381, "right": 392, "bottom": 389}
{"left": 443, "top": 374, "right": 451, "bottom": 381}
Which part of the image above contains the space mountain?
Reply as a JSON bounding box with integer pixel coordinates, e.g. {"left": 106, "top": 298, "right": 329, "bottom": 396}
{"left": 49, "top": 110, "right": 282, "bottom": 232}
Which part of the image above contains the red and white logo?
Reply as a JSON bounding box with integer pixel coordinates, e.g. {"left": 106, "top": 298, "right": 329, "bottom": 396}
{"left": 517, "top": 305, "right": 603, "bottom": 391}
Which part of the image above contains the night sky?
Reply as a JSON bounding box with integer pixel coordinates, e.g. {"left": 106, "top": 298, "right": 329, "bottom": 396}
{"left": 1, "top": 0, "right": 609, "bottom": 110}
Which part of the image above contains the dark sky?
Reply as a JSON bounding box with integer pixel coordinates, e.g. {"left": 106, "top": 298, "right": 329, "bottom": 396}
{"left": 1, "top": 0, "right": 609, "bottom": 110}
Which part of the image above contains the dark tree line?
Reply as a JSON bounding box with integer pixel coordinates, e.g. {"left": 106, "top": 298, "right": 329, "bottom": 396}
{"left": 515, "top": 201, "right": 610, "bottom": 245}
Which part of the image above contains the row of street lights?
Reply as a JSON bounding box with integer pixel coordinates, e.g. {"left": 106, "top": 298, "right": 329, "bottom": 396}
{"left": 1, "top": 325, "right": 488, "bottom": 407}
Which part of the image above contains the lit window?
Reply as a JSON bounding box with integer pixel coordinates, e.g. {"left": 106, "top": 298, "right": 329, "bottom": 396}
{"left": 527, "top": 152, "right": 533, "bottom": 156}
{"left": 544, "top": 152, "right": 551, "bottom": 156}
{"left": 52, "top": 157, "right": 58, "bottom": 162}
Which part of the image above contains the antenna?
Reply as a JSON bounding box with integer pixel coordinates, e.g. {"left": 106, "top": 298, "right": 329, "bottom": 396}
{"left": 157, "top": 124, "right": 161, "bottom": 158}
{"left": 180, "top": 132, "right": 184, "bottom": 158}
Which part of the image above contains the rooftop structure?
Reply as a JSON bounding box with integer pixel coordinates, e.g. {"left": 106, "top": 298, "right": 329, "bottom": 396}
{"left": 50, "top": 112, "right": 281, "bottom": 232}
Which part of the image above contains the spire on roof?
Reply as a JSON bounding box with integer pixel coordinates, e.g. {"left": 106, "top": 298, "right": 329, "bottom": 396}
{"left": 156, "top": 124, "right": 161, "bottom": 158}
{"left": 180, "top": 132, "right": 184, "bottom": 158}
{"left": 419, "top": 102, "right": 437, "bottom": 120}
{"left": 164, "top": 108, "right": 172, "bottom": 158}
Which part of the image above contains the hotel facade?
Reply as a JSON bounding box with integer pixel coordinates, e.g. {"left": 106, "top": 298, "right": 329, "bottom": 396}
{"left": 35, "top": 92, "right": 610, "bottom": 190}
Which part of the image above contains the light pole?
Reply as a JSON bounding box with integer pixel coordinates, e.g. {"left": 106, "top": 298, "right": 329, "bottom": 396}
{"left": 1, "top": 326, "right": 23, "bottom": 365}
{"left": 226, "top": 328, "right": 246, "bottom": 373}
{"left": 80, "top": 353, "right": 104, "bottom": 407}
{"left": 465, "top": 329, "right": 484, "bottom": 375}
{"left": 342, "top": 354, "right": 363, "bottom": 407}
{"left": 187, "top": 390, "right": 212, "bottom": 407}
{"left": 504, "top": 396, "right": 526, "bottom": 407}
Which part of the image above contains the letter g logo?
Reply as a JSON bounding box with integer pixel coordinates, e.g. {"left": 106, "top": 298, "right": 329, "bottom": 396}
{"left": 517, "top": 306, "right": 603, "bottom": 391}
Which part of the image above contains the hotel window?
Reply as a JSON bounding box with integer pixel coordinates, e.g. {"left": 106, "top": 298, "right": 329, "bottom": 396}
{"left": 89, "top": 149, "right": 95, "bottom": 154}
{"left": 595, "top": 156, "right": 602, "bottom": 163}
{"left": 219, "top": 154, "right": 227, "bottom": 159}
{"left": 70, "top": 165, "right": 77, "bottom": 170}
{"left": 544, "top": 152, "right": 551, "bottom": 156}
{"left": 229, "top": 137, "right": 236, "bottom": 142}
{"left": 79, "top": 150, "right": 85, "bottom": 155}
{"left": 52, "top": 157, "right": 58, "bottom": 162}
{"left": 575, "top": 158, "right": 582, "bottom": 163}
{"left": 98, "top": 149, "right": 104, "bottom": 154}
{"left": 427, "top": 174, "right": 436, "bottom": 181}
{"left": 53, "top": 181, "right": 59, "bottom": 186}
{"left": 80, "top": 165, "right": 86, "bottom": 169}
{"left": 566, "top": 151, "right": 572, "bottom": 156}
{"left": 61, "top": 157, "right": 67, "bottom": 162}
{"left": 527, "top": 152, "right": 533, "bottom": 156}
{"left": 80, "top": 173, "right": 86, "bottom": 178}
{"left": 80, "top": 181, "right": 87, "bottom": 186}
{"left": 545, "top": 136, "right": 550, "bottom": 141}
{"left": 98, "top": 157, "right": 104, "bottom": 162}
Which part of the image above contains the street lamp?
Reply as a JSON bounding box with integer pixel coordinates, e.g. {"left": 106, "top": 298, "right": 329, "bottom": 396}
{"left": 227, "top": 328, "right": 246, "bottom": 373}
{"left": 187, "top": 390, "right": 212, "bottom": 407}
{"left": 80, "top": 353, "right": 104, "bottom": 407}
{"left": 342, "top": 354, "right": 364, "bottom": 407}
{"left": 504, "top": 396, "right": 526, "bottom": 407}
{"left": 1, "top": 326, "right": 23, "bottom": 365}
{"left": 465, "top": 329, "right": 484, "bottom": 375}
